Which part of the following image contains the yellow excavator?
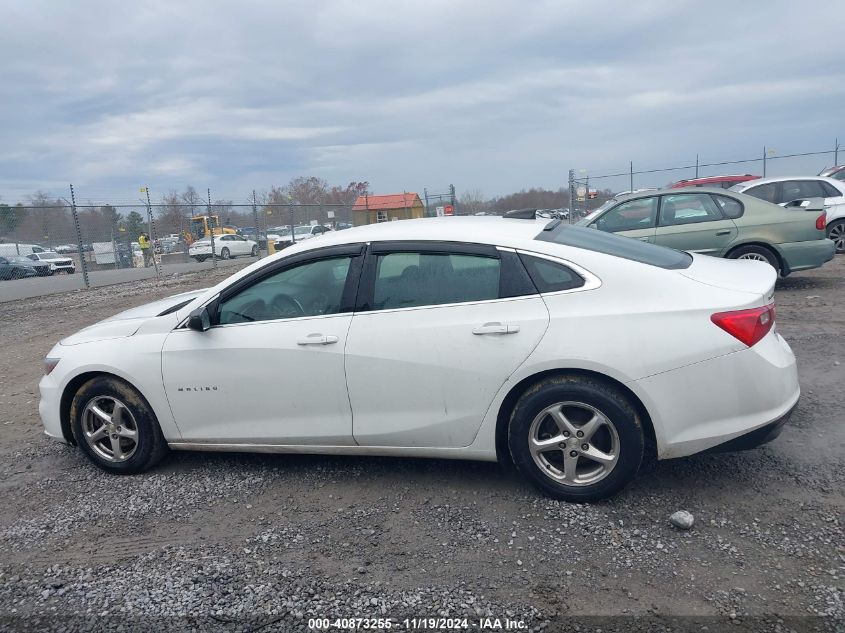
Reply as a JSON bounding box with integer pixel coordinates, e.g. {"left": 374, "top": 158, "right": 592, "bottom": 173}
{"left": 183, "top": 215, "right": 237, "bottom": 244}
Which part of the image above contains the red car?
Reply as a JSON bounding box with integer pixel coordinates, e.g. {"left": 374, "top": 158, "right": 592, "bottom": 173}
{"left": 669, "top": 174, "right": 760, "bottom": 189}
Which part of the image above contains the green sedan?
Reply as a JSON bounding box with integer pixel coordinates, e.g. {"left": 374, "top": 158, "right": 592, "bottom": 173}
{"left": 576, "top": 187, "right": 835, "bottom": 276}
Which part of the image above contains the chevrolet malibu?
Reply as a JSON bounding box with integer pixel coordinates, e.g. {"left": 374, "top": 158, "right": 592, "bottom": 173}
{"left": 39, "top": 216, "right": 799, "bottom": 501}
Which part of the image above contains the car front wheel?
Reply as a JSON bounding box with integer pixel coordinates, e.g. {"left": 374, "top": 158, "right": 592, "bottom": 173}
{"left": 828, "top": 219, "right": 845, "bottom": 254}
{"left": 251, "top": 245, "right": 259, "bottom": 257}
{"left": 508, "top": 375, "right": 644, "bottom": 502}
{"left": 70, "top": 376, "right": 169, "bottom": 474}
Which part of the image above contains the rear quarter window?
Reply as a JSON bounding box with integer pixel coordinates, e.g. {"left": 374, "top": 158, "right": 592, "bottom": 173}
{"left": 519, "top": 254, "right": 584, "bottom": 292}
{"left": 537, "top": 224, "right": 692, "bottom": 269}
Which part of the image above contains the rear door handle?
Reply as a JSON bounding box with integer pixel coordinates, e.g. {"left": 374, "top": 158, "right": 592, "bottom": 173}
{"left": 297, "top": 334, "right": 339, "bottom": 345}
{"left": 473, "top": 322, "right": 520, "bottom": 335}
{"left": 715, "top": 229, "right": 732, "bottom": 236}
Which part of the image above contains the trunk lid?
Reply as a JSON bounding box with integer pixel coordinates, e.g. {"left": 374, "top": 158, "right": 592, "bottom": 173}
{"left": 679, "top": 254, "right": 776, "bottom": 301}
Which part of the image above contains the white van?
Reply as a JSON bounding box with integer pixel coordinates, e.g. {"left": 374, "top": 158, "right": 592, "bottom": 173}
{"left": 0, "top": 242, "right": 46, "bottom": 257}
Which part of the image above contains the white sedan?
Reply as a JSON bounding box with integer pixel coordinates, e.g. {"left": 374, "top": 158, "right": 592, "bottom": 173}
{"left": 188, "top": 234, "right": 258, "bottom": 262}
{"left": 39, "top": 216, "right": 798, "bottom": 501}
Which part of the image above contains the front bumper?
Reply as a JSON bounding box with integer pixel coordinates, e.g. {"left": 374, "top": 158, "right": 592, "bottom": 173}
{"left": 776, "top": 238, "right": 835, "bottom": 274}
{"left": 39, "top": 372, "right": 67, "bottom": 443}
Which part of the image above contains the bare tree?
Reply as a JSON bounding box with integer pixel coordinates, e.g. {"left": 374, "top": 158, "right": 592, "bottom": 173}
{"left": 458, "top": 189, "right": 490, "bottom": 215}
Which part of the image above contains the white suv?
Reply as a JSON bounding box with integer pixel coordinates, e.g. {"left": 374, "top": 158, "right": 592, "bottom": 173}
{"left": 730, "top": 176, "right": 845, "bottom": 253}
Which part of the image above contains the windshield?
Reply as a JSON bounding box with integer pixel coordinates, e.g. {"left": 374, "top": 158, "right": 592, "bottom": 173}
{"left": 294, "top": 226, "right": 312, "bottom": 235}
{"left": 39, "top": 252, "right": 59, "bottom": 258}
{"left": 536, "top": 224, "right": 692, "bottom": 270}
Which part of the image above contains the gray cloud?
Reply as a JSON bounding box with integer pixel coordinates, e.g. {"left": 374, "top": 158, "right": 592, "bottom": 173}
{"left": 1, "top": 0, "right": 843, "bottom": 201}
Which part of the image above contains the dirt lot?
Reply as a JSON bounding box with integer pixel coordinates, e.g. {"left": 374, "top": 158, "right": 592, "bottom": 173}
{"left": 0, "top": 258, "right": 842, "bottom": 632}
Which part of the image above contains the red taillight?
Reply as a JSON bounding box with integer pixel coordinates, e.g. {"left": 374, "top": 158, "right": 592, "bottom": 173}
{"left": 711, "top": 303, "right": 775, "bottom": 347}
{"left": 816, "top": 212, "right": 826, "bottom": 231}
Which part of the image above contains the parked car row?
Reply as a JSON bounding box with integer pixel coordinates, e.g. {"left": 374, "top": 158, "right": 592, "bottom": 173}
{"left": 0, "top": 251, "right": 74, "bottom": 280}
{"left": 579, "top": 187, "right": 834, "bottom": 275}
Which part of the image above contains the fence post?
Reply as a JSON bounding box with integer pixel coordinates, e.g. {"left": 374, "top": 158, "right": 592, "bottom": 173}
{"left": 68, "top": 184, "right": 90, "bottom": 289}
{"left": 144, "top": 186, "right": 161, "bottom": 278}
{"left": 207, "top": 188, "right": 217, "bottom": 269}
{"left": 289, "top": 201, "right": 295, "bottom": 244}
{"left": 252, "top": 190, "right": 261, "bottom": 256}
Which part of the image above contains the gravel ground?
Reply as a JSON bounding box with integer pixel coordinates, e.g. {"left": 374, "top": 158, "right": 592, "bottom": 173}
{"left": 0, "top": 258, "right": 843, "bottom": 632}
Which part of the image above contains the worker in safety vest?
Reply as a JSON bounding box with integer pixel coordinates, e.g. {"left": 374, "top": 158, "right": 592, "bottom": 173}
{"left": 138, "top": 233, "right": 152, "bottom": 267}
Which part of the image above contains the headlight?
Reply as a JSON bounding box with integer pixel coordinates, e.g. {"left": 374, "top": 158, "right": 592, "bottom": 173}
{"left": 43, "top": 358, "right": 60, "bottom": 375}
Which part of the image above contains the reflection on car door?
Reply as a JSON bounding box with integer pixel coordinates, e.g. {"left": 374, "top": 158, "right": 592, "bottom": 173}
{"left": 345, "top": 243, "right": 549, "bottom": 448}
{"left": 161, "top": 246, "right": 363, "bottom": 444}
{"left": 652, "top": 193, "right": 737, "bottom": 255}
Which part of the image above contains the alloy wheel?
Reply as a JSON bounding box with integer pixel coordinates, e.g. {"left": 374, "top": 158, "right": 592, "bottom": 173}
{"left": 81, "top": 396, "right": 139, "bottom": 462}
{"left": 830, "top": 223, "right": 845, "bottom": 253}
{"left": 737, "top": 253, "right": 770, "bottom": 264}
{"left": 528, "top": 401, "right": 620, "bottom": 486}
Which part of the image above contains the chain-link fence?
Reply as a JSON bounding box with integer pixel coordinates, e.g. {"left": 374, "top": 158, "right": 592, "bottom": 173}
{"left": 0, "top": 193, "right": 354, "bottom": 294}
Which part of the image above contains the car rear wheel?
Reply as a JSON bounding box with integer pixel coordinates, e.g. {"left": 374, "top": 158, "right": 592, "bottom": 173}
{"left": 71, "top": 376, "right": 169, "bottom": 474}
{"left": 10, "top": 269, "right": 24, "bottom": 279}
{"left": 192, "top": 256, "right": 206, "bottom": 262}
{"left": 728, "top": 245, "right": 780, "bottom": 273}
{"left": 220, "top": 247, "right": 230, "bottom": 260}
{"left": 508, "top": 375, "right": 644, "bottom": 502}
{"left": 828, "top": 220, "right": 845, "bottom": 254}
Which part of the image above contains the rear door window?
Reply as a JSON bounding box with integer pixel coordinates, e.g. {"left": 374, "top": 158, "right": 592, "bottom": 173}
{"left": 373, "top": 252, "right": 501, "bottom": 310}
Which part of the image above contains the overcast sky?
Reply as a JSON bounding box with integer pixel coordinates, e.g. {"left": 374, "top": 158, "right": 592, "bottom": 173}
{"left": 1, "top": 0, "right": 843, "bottom": 203}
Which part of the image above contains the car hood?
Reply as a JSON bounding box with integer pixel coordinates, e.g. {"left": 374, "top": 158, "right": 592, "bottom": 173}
{"left": 60, "top": 288, "right": 207, "bottom": 346}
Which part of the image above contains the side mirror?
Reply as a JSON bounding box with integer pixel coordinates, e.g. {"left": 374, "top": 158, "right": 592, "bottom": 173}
{"left": 187, "top": 306, "right": 211, "bottom": 332}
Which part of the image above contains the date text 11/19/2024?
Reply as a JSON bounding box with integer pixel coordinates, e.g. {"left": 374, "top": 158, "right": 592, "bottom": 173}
{"left": 308, "top": 617, "right": 528, "bottom": 630}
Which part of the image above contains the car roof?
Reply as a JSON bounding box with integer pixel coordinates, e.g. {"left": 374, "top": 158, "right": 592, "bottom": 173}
{"left": 730, "top": 175, "right": 844, "bottom": 189}
{"left": 281, "top": 216, "right": 550, "bottom": 253}
{"left": 610, "top": 186, "right": 739, "bottom": 203}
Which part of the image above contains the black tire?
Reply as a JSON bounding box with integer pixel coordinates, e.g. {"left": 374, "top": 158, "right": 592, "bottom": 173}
{"left": 251, "top": 245, "right": 259, "bottom": 257}
{"left": 727, "top": 244, "right": 780, "bottom": 273}
{"left": 10, "top": 269, "right": 24, "bottom": 279}
{"left": 827, "top": 219, "right": 845, "bottom": 254}
{"left": 220, "top": 247, "right": 230, "bottom": 260}
{"left": 508, "top": 375, "right": 644, "bottom": 502}
{"left": 70, "top": 376, "right": 168, "bottom": 474}
{"left": 193, "top": 256, "right": 206, "bottom": 262}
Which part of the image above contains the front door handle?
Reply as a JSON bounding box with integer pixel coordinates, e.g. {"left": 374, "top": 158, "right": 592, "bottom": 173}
{"left": 473, "top": 322, "right": 520, "bottom": 335}
{"left": 297, "top": 334, "right": 339, "bottom": 346}
{"left": 637, "top": 237, "right": 650, "bottom": 242}
{"left": 715, "top": 229, "right": 732, "bottom": 236}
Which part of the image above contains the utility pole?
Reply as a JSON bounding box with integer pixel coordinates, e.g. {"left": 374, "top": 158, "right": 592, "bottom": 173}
{"left": 289, "top": 200, "right": 295, "bottom": 244}
{"left": 695, "top": 154, "right": 699, "bottom": 179}
{"left": 207, "top": 188, "right": 217, "bottom": 268}
{"left": 424, "top": 188, "right": 430, "bottom": 217}
{"left": 68, "top": 184, "right": 90, "bottom": 289}
{"left": 835, "top": 138, "right": 839, "bottom": 166}
{"left": 449, "top": 184, "right": 456, "bottom": 215}
{"left": 629, "top": 161, "right": 634, "bottom": 192}
{"left": 251, "top": 190, "right": 261, "bottom": 256}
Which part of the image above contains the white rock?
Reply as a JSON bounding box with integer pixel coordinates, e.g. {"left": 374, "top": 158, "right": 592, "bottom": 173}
{"left": 669, "top": 510, "right": 695, "bottom": 530}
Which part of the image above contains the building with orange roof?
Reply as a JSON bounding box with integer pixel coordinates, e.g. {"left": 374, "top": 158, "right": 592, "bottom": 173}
{"left": 352, "top": 192, "right": 425, "bottom": 226}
